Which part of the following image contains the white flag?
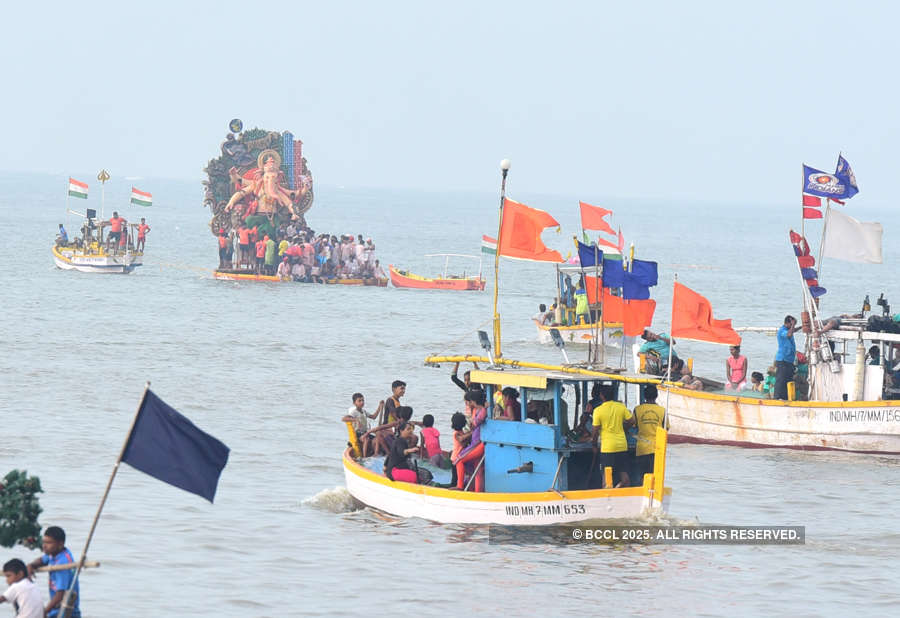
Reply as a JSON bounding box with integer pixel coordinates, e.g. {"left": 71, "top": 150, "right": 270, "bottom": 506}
{"left": 823, "top": 208, "right": 883, "bottom": 264}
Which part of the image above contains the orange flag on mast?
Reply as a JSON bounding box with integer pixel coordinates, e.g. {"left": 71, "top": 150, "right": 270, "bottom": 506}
{"left": 498, "top": 198, "right": 563, "bottom": 262}
{"left": 579, "top": 201, "right": 616, "bottom": 235}
{"left": 671, "top": 282, "right": 741, "bottom": 345}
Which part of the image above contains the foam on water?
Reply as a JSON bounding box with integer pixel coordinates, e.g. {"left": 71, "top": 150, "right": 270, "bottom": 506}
{"left": 301, "top": 486, "right": 362, "bottom": 513}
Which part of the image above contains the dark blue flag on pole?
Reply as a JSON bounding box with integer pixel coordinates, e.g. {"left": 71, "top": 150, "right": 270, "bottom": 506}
{"left": 601, "top": 257, "right": 625, "bottom": 288}
{"left": 802, "top": 165, "right": 855, "bottom": 199}
{"left": 622, "top": 259, "right": 658, "bottom": 300}
{"left": 577, "top": 240, "right": 602, "bottom": 267}
{"left": 834, "top": 154, "right": 859, "bottom": 199}
{"left": 122, "top": 390, "right": 230, "bottom": 503}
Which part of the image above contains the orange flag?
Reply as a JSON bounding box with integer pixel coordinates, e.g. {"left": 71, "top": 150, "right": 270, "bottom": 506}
{"left": 498, "top": 198, "right": 563, "bottom": 262}
{"left": 624, "top": 299, "right": 656, "bottom": 336}
{"left": 579, "top": 201, "right": 615, "bottom": 235}
{"left": 671, "top": 282, "right": 740, "bottom": 345}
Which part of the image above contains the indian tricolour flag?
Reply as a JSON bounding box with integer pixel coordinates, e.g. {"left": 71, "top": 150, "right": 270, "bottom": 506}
{"left": 481, "top": 235, "right": 497, "bottom": 255}
{"left": 68, "top": 178, "right": 88, "bottom": 199}
{"left": 130, "top": 187, "right": 152, "bottom": 207}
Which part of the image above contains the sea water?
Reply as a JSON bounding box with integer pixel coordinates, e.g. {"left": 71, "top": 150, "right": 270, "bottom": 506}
{"left": 1, "top": 171, "right": 899, "bottom": 616}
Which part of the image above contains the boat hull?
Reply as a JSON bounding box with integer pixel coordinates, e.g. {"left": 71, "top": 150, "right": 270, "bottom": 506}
{"left": 664, "top": 387, "right": 900, "bottom": 454}
{"left": 52, "top": 246, "right": 141, "bottom": 274}
{"left": 534, "top": 319, "right": 626, "bottom": 347}
{"left": 343, "top": 449, "right": 668, "bottom": 525}
{"left": 213, "top": 270, "right": 388, "bottom": 286}
{"left": 389, "top": 265, "right": 485, "bottom": 290}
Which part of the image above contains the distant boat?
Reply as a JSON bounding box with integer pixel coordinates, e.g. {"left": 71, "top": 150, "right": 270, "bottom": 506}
{"left": 389, "top": 254, "right": 485, "bottom": 290}
{"left": 54, "top": 176, "right": 143, "bottom": 274}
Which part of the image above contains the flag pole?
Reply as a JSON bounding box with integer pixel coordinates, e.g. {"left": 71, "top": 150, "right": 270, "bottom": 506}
{"left": 663, "top": 275, "right": 677, "bottom": 428}
{"left": 492, "top": 159, "right": 510, "bottom": 359}
{"left": 60, "top": 382, "right": 150, "bottom": 617}
{"left": 816, "top": 199, "right": 832, "bottom": 289}
{"left": 596, "top": 243, "right": 604, "bottom": 366}
{"left": 800, "top": 164, "right": 805, "bottom": 240}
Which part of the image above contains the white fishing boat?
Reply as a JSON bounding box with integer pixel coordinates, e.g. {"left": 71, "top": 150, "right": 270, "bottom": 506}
{"left": 662, "top": 326, "right": 900, "bottom": 455}
{"left": 661, "top": 162, "right": 900, "bottom": 454}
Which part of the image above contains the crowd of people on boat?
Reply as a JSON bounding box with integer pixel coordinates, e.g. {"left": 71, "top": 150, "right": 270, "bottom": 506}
{"left": 341, "top": 362, "right": 667, "bottom": 492}
{"left": 55, "top": 212, "right": 151, "bottom": 256}
{"left": 217, "top": 222, "right": 386, "bottom": 282}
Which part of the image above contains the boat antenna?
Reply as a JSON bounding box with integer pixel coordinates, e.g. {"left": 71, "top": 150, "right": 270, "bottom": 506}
{"left": 98, "top": 169, "right": 110, "bottom": 221}
{"left": 492, "top": 158, "right": 511, "bottom": 358}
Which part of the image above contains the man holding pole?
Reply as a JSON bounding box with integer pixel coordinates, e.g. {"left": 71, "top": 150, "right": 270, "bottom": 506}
{"left": 27, "top": 526, "right": 80, "bottom": 618}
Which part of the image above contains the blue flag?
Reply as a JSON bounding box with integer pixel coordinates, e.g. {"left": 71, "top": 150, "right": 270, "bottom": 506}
{"left": 122, "top": 390, "right": 230, "bottom": 503}
{"left": 801, "top": 267, "right": 817, "bottom": 280}
{"left": 623, "top": 274, "right": 650, "bottom": 299}
{"left": 577, "top": 241, "right": 602, "bottom": 267}
{"left": 802, "top": 165, "right": 855, "bottom": 199}
{"left": 602, "top": 257, "right": 625, "bottom": 288}
{"left": 834, "top": 154, "right": 859, "bottom": 199}
{"left": 621, "top": 259, "right": 658, "bottom": 300}
{"left": 808, "top": 286, "right": 827, "bottom": 298}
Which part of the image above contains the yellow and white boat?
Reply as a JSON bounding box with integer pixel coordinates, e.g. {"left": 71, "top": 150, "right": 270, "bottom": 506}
{"left": 52, "top": 238, "right": 142, "bottom": 274}
{"left": 344, "top": 355, "right": 671, "bottom": 525}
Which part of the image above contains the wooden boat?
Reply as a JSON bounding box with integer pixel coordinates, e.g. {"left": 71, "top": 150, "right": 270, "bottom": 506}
{"left": 389, "top": 254, "right": 485, "bottom": 290}
{"left": 389, "top": 266, "right": 485, "bottom": 290}
{"left": 344, "top": 355, "right": 670, "bottom": 524}
{"left": 214, "top": 270, "right": 388, "bottom": 286}
{"left": 662, "top": 327, "right": 900, "bottom": 454}
{"left": 213, "top": 270, "right": 281, "bottom": 282}
{"left": 325, "top": 277, "right": 388, "bottom": 286}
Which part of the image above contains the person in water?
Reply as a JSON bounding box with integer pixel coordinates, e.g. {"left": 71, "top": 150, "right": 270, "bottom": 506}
{"left": 725, "top": 345, "right": 748, "bottom": 390}
{"left": 383, "top": 422, "right": 418, "bottom": 483}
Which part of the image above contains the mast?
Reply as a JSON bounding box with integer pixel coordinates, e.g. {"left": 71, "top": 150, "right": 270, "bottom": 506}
{"left": 492, "top": 159, "right": 510, "bottom": 359}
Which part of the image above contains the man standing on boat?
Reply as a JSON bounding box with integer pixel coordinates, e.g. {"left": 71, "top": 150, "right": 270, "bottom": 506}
{"left": 774, "top": 315, "right": 799, "bottom": 400}
{"left": 102, "top": 211, "right": 127, "bottom": 255}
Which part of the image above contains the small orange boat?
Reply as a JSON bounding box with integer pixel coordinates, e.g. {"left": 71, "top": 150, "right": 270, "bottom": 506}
{"left": 389, "top": 253, "right": 485, "bottom": 290}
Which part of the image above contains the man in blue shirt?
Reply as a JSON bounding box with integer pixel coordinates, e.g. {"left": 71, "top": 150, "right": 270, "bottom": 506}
{"left": 56, "top": 224, "right": 68, "bottom": 246}
{"left": 28, "top": 526, "right": 80, "bottom": 618}
{"left": 774, "top": 315, "right": 799, "bottom": 400}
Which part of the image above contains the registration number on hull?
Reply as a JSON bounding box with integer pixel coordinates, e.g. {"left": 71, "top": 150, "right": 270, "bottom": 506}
{"left": 505, "top": 504, "right": 586, "bottom": 517}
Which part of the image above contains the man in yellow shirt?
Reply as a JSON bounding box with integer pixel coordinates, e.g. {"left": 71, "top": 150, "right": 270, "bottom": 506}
{"left": 591, "top": 386, "right": 635, "bottom": 488}
{"left": 633, "top": 385, "right": 665, "bottom": 483}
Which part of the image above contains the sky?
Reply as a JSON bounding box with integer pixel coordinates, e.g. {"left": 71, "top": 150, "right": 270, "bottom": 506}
{"left": 3, "top": 0, "right": 899, "bottom": 205}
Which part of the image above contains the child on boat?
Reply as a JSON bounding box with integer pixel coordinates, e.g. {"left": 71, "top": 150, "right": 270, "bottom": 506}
{"left": 420, "top": 414, "right": 444, "bottom": 466}
{"left": 342, "top": 393, "right": 382, "bottom": 457}
{"left": 749, "top": 371, "right": 765, "bottom": 392}
{"left": 764, "top": 365, "right": 777, "bottom": 398}
{"left": 1, "top": 558, "right": 42, "bottom": 618}
{"left": 384, "top": 422, "right": 419, "bottom": 483}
